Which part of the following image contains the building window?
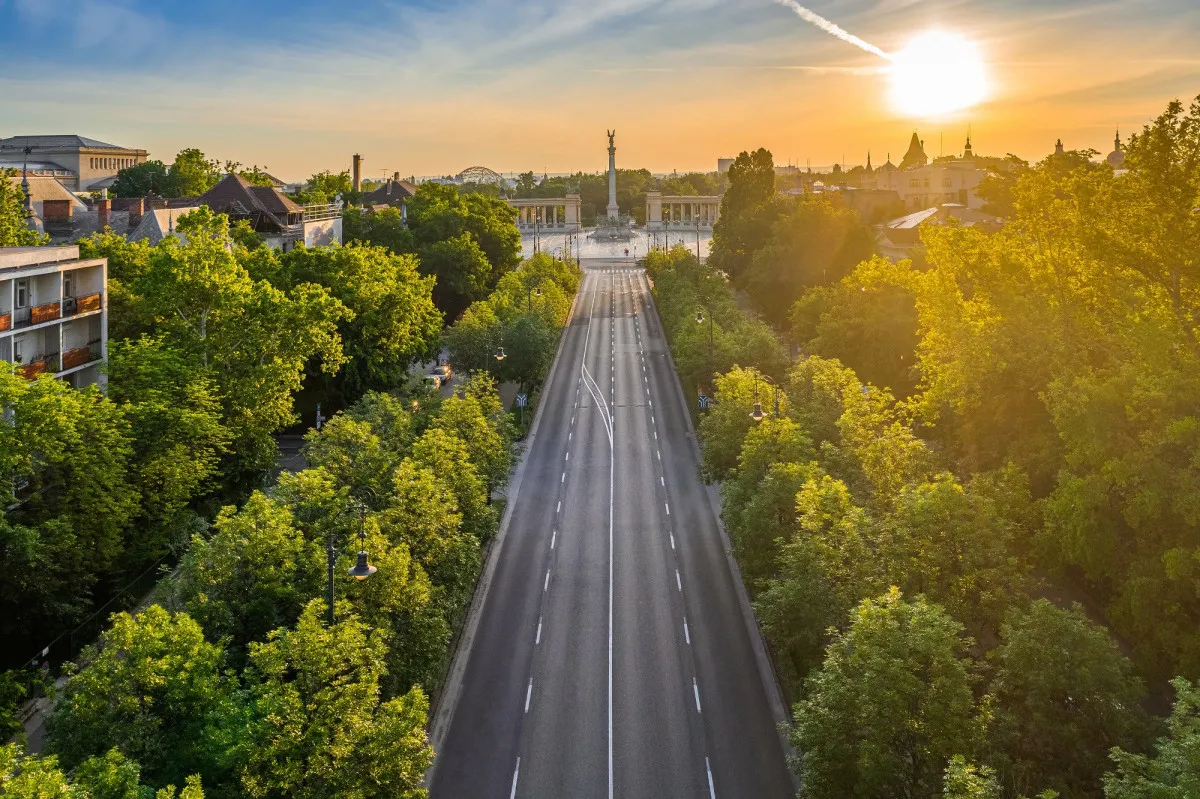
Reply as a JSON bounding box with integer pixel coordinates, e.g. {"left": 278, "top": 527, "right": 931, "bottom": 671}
{"left": 942, "top": 178, "right": 953, "bottom": 187}
{"left": 13, "top": 337, "right": 24, "bottom": 364}
{"left": 64, "top": 272, "right": 74, "bottom": 299}
{"left": 15, "top": 279, "right": 28, "bottom": 309}
{"left": 909, "top": 179, "right": 921, "bottom": 188}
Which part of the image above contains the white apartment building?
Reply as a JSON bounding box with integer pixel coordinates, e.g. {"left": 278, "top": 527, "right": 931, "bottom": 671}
{"left": 0, "top": 246, "right": 108, "bottom": 389}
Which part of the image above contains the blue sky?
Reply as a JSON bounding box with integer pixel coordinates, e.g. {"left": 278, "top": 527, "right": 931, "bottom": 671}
{"left": 2, "top": 0, "right": 1198, "bottom": 179}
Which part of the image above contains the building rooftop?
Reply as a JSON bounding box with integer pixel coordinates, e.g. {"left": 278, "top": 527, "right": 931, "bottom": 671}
{"left": 6, "top": 175, "right": 87, "bottom": 211}
{"left": 0, "top": 135, "right": 134, "bottom": 151}
{"left": 0, "top": 245, "right": 82, "bottom": 271}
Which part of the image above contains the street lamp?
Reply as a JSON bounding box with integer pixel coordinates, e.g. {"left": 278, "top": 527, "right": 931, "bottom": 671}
{"left": 495, "top": 340, "right": 506, "bottom": 361}
{"left": 527, "top": 283, "right": 544, "bottom": 309}
{"left": 327, "top": 497, "right": 377, "bottom": 626}
{"left": 749, "top": 372, "right": 783, "bottom": 423}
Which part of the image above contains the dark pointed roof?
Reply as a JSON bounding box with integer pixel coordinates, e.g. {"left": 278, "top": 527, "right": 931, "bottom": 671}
{"left": 361, "top": 178, "right": 417, "bottom": 206}
{"left": 900, "top": 132, "right": 928, "bottom": 170}
{"left": 197, "top": 173, "right": 302, "bottom": 230}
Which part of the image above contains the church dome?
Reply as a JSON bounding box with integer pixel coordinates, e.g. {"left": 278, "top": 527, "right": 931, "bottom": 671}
{"left": 1107, "top": 130, "right": 1125, "bottom": 168}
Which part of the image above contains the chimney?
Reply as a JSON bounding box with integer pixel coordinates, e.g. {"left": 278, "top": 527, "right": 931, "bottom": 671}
{"left": 43, "top": 199, "right": 72, "bottom": 222}
{"left": 352, "top": 154, "right": 363, "bottom": 191}
{"left": 114, "top": 197, "right": 144, "bottom": 226}
{"left": 96, "top": 199, "right": 111, "bottom": 229}
{"left": 393, "top": 171, "right": 400, "bottom": 182}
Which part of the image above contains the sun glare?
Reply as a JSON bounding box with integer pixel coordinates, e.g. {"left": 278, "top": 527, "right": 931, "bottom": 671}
{"left": 889, "top": 30, "right": 988, "bottom": 119}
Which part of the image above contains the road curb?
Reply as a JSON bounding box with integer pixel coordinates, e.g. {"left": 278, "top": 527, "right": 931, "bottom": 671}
{"left": 426, "top": 270, "right": 584, "bottom": 784}
{"left": 639, "top": 273, "right": 800, "bottom": 789}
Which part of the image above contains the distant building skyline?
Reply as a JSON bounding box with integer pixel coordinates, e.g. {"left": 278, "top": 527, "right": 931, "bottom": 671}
{"left": 2, "top": 1, "right": 1197, "bottom": 179}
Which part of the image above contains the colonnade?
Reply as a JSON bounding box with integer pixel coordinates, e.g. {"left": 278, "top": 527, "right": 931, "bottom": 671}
{"left": 508, "top": 194, "right": 582, "bottom": 232}
{"left": 645, "top": 192, "right": 720, "bottom": 229}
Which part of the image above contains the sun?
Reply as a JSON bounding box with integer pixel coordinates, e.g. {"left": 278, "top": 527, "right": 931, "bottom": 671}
{"left": 888, "top": 30, "right": 988, "bottom": 119}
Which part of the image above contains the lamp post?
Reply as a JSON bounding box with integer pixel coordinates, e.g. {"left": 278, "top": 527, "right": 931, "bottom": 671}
{"left": 695, "top": 207, "right": 702, "bottom": 262}
{"left": 327, "top": 496, "right": 377, "bottom": 626}
{"left": 527, "top": 283, "right": 544, "bottom": 309}
{"left": 749, "top": 372, "right": 782, "bottom": 424}
{"left": 695, "top": 306, "right": 715, "bottom": 395}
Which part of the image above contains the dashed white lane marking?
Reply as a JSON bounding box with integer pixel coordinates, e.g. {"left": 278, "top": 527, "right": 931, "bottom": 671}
{"left": 510, "top": 758, "right": 520, "bottom": 799}
{"left": 693, "top": 679, "right": 702, "bottom": 712}
{"left": 525, "top": 678, "right": 533, "bottom": 713}
{"left": 536, "top": 618, "right": 542, "bottom": 645}
{"left": 657, "top": 450, "right": 661, "bottom": 460}
{"left": 665, "top": 502, "right": 670, "bottom": 516}
{"left": 706, "top": 758, "right": 716, "bottom": 799}
{"left": 561, "top": 472, "right": 566, "bottom": 483}
{"left": 565, "top": 451, "right": 570, "bottom": 460}
{"left": 544, "top": 570, "right": 550, "bottom": 591}
{"left": 684, "top": 617, "right": 691, "bottom": 644}
{"left": 661, "top": 476, "right": 665, "bottom": 486}
{"left": 676, "top": 569, "right": 682, "bottom": 592}
{"left": 551, "top": 530, "right": 556, "bottom": 549}
{"left": 670, "top": 533, "right": 676, "bottom": 549}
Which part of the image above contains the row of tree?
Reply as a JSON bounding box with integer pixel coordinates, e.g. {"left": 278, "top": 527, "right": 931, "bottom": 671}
{"left": 446, "top": 251, "right": 582, "bottom": 406}
{"left": 2, "top": 378, "right": 514, "bottom": 797}
{"left": 647, "top": 91, "right": 1200, "bottom": 796}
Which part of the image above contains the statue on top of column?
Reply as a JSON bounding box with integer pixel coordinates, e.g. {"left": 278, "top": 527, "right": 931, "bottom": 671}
{"left": 607, "top": 130, "right": 616, "bottom": 149}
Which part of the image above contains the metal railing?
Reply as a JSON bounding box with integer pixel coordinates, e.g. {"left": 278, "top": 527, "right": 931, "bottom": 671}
{"left": 302, "top": 203, "right": 342, "bottom": 222}
{"left": 63, "top": 292, "right": 102, "bottom": 317}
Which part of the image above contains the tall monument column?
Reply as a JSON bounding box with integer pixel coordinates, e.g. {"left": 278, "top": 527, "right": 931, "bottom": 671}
{"left": 606, "top": 130, "right": 619, "bottom": 221}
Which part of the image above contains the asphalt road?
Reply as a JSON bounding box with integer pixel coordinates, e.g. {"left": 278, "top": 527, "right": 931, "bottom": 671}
{"left": 431, "top": 260, "right": 792, "bottom": 798}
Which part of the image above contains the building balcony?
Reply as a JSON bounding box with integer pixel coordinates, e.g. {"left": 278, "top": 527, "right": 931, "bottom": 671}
{"left": 62, "top": 341, "right": 101, "bottom": 371}
{"left": 63, "top": 292, "right": 102, "bottom": 317}
{"left": 0, "top": 312, "right": 9, "bottom": 332}
{"left": 30, "top": 302, "right": 62, "bottom": 326}
{"left": 17, "top": 353, "right": 59, "bottom": 379}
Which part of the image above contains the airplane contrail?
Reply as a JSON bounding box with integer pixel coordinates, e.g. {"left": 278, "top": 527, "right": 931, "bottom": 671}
{"left": 773, "top": 0, "right": 893, "bottom": 61}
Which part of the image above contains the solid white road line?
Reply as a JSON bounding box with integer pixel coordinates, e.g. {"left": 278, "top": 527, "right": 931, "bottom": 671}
{"left": 510, "top": 758, "right": 520, "bottom": 799}
{"left": 694, "top": 679, "right": 702, "bottom": 713}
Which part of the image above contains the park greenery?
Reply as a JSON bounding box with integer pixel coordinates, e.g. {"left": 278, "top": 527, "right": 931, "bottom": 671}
{"left": 343, "top": 182, "right": 523, "bottom": 321}
{"left": 0, "top": 161, "right": 575, "bottom": 785}
{"left": 647, "top": 93, "right": 1200, "bottom": 797}
{"left": 109, "top": 148, "right": 278, "bottom": 198}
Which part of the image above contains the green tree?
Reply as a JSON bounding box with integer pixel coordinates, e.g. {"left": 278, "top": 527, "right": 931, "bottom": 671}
{"left": 445, "top": 301, "right": 503, "bottom": 376}
{"left": 430, "top": 389, "right": 513, "bottom": 498}
{"left": 987, "top": 600, "right": 1149, "bottom": 798}
{"left": 47, "top": 606, "right": 237, "bottom": 789}
{"left": 342, "top": 207, "right": 417, "bottom": 256}
{"left": 175, "top": 492, "right": 324, "bottom": 655}
{"left": 111, "top": 160, "right": 172, "bottom": 198}
{"left": 410, "top": 427, "right": 495, "bottom": 541}
{"left": 105, "top": 336, "right": 230, "bottom": 563}
{"left": 419, "top": 232, "right": 493, "bottom": 321}
{"left": 740, "top": 195, "right": 876, "bottom": 325}
{"left": 710, "top": 148, "right": 778, "bottom": 280}
{"left": 1105, "top": 677, "right": 1200, "bottom": 798}
{"left": 128, "top": 208, "right": 346, "bottom": 472}
{"left": 0, "top": 367, "right": 138, "bottom": 642}
{"left": 0, "top": 169, "right": 47, "bottom": 246}
{"left": 405, "top": 183, "right": 520, "bottom": 283}
{"left": 278, "top": 244, "right": 442, "bottom": 399}
{"left": 943, "top": 756, "right": 1003, "bottom": 799}
{"left": 791, "top": 589, "right": 980, "bottom": 798}
{"left": 238, "top": 601, "right": 432, "bottom": 799}
{"left": 165, "top": 149, "right": 221, "bottom": 197}
{"left": 293, "top": 170, "right": 352, "bottom": 206}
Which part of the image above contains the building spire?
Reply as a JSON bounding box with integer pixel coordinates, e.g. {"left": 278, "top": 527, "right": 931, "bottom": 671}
{"left": 1114, "top": 129, "right": 1122, "bottom": 151}
{"left": 1055, "top": 138, "right": 1064, "bottom": 155}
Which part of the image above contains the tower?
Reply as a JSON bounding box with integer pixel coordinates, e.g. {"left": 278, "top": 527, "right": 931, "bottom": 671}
{"left": 963, "top": 131, "right": 974, "bottom": 159}
{"left": 606, "top": 130, "right": 619, "bottom": 221}
{"left": 1055, "top": 138, "right": 1064, "bottom": 155}
{"left": 352, "top": 154, "right": 363, "bottom": 192}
